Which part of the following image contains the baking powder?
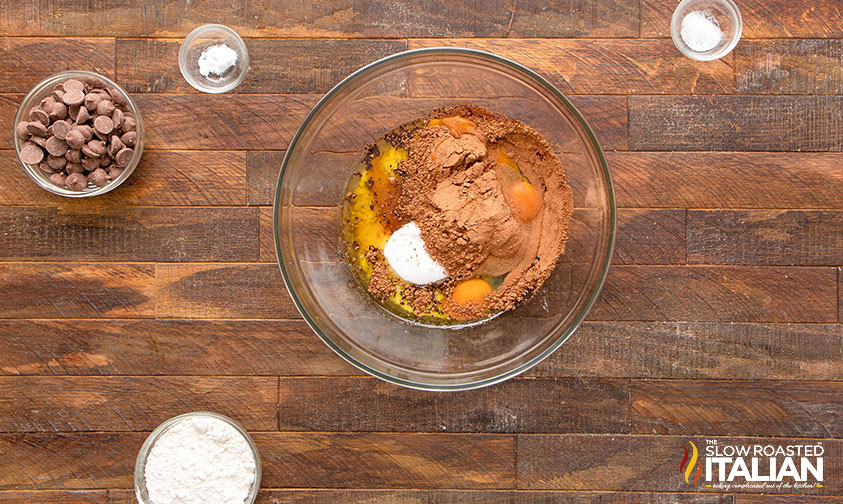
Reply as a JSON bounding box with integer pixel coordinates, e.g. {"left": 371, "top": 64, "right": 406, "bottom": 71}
{"left": 198, "top": 44, "right": 238, "bottom": 78}
{"left": 144, "top": 416, "right": 256, "bottom": 504}
{"left": 680, "top": 10, "right": 722, "bottom": 52}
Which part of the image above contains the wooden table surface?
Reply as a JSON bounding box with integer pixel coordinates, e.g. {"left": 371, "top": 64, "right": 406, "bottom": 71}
{"left": 1, "top": 1, "right": 842, "bottom": 503}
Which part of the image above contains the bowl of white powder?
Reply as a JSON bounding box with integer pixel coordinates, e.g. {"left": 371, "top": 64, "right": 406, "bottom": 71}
{"left": 179, "top": 24, "right": 249, "bottom": 93}
{"left": 670, "top": 0, "right": 742, "bottom": 61}
{"left": 135, "top": 412, "right": 261, "bottom": 504}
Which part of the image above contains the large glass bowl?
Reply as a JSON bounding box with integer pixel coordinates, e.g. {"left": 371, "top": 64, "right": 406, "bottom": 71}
{"left": 274, "top": 48, "right": 615, "bottom": 391}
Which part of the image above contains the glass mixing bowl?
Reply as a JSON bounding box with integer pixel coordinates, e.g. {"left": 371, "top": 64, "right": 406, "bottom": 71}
{"left": 274, "top": 48, "right": 615, "bottom": 390}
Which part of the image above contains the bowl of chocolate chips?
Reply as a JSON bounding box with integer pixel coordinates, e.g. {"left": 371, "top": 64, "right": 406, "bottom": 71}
{"left": 13, "top": 71, "right": 143, "bottom": 197}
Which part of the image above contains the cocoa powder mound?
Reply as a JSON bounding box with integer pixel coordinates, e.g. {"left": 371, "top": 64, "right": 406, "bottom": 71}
{"left": 395, "top": 105, "right": 574, "bottom": 319}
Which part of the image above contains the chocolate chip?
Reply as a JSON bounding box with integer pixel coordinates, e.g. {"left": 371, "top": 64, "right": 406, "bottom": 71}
{"left": 52, "top": 89, "right": 65, "bottom": 102}
{"left": 65, "top": 149, "right": 82, "bottom": 163}
{"left": 96, "top": 99, "right": 115, "bottom": 116}
{"left": 51, "top": 120, "right": 71, "bottom": 140}
{"left": 121, "top": 116, "right": 136, "bottom": 133}
{"left": 63, "top": 79, "right": 85, "bottom": 93}
{"left": 109, "top": 88, "right": 128, "bottom": 107}
{"left": 15, "top": 121, "right": 30, "bottom": 140}
{"left": 82, "top": 156, "right": 100, "bottom": 172}
{"left": 107, "top": 166, "right": 124, "bottom": 180}
{"left": 108, "top": 135, "right": 124, "bottom": 157}
{"left": 37, "top": 161, "right": 52, "bottom": 175}
{"left": 45, "top": 136, "right": 68, "bottom": 157}
{"left": 88, "top": 168, "right": 109, "bottom": 187}
{"left": 83, "top": 76, "right": 107, "bottom": 89}
{"left": 68, "top": 104, "right": 80, "bottom": 121}
{"left": 48, "top": 102, "right": 68, "bottom": 120}
{"left": 120, "top": 131, "right": 136, "bottom": 147}
{"left": 62, "top": 89, "right": 85, "bottom": 106}
{"left": 65, "top": 172, "right": 88, "bottom": 191}
{"left": 29, "top": 106, "right": 49, "bottom": 126}
{"left": 47, "top": 155, "right": 67, "bottom": 171}
{"left": 26, "top": 121, "right": 47, "bottom": 136}
{"left": 65, "top": 129, "right": 85, "bottom": 150}
{"left": 111, "top": 108, "right": 124, "bottom": 129}
{"left": 20, "top": 141, "right": 44, "bottom": 164}
{"left": 100, "top": 155, "right": 111, "bottom": 167}
{"left": 115, "top": 147, "right": 133, "bottom": 167}
{"left": 76, "top": 125, "right": 93, "bottom": 142}
{"left": 93, "top": 115, "right": 114, "bottom": 135}
{"left": 65, "top": 162, "right": 84, "bottom": 174}
{"left": 84, "top": 92, "right": 102, "bottom": 111}
{"left": 75, "top": 106, "right": 91, "bottom": 124}
{"left": 29, "top": 136, "right": 46, "bottom": 148}
{"left": 49, "top": 172, "right": 67, "bottom": 187}
{"left": 39, "top": 97, "right": 56, "bottom": 111}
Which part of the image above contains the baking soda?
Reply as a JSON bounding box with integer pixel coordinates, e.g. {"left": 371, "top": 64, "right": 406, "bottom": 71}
{"left": 144, "top": 415, "right": 256, "bottom": 504}
{"left": 680, "top": 10, "right": 722, "bottom": 52}
{"left": 198, "top": 43, "right": 238, "bottom": 78}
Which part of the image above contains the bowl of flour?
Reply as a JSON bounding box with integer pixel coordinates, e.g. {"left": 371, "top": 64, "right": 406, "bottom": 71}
{"left": 135, "top": 412, "right": 261, "bottom": 504}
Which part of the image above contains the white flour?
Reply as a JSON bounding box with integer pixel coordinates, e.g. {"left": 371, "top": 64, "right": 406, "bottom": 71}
{"left": 680, "top": 10, "right": 722, "bottom": 52}
{"left": 197, "top": 44, "right": 238, "bottom": 78}
{"left": 144, "top": 416, "right": 256, "bottom": 504}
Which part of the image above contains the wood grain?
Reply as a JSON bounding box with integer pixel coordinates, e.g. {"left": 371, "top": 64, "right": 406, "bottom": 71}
{"left": 738, "top": 497, "right": 843, "bottom": 504}
{"left": 687, "top": 210, "right": 843, "bottom": 266}
{"left": 736, "top": 40, "right": 843, "bottom": 95}
{"left": 641, "top": 0, "right": 843, "bottom": 38}
{"left": 0, "top": 0, "right": 639, "bottom": 38}
{"left": 0, "top": 319, "right": 354, "bottom": 376}
{"left": 156, "top": 263, "right": 298, "bottom": 318}
{"left": 254, "top": 432, "right": 514, "bottom": 489}
{"left": 531, "top": 322, "right": 843, "bottom": 381}
{"left": 0, "top": 263, "right": 155, "bottom": 318}
{"left": 117, "top": 39, "right": 406, "bottom": 94}
{"left": 0, "top": 150, "right": 247, "bottom": 206}
{"left": 590, "top": 265, "right": 838, "bottom": 323}
{"left": 408, "top": 39, "right": 734, "bottom": 95}
{"left": 0, "top": 207, "right": 258, "bottom": 262}
{"left": 632, "top": 380, "right": 843, "bottom": 437}
{"left": 0, "top": 39, "right": 114, "bottom": 93}
{"left": 614, "top": 209, "right": 685, "bottom": 264}
{"left": 277, "top": 377, "right": 629, "bottom": 433}
{"left": 0, "top": 491, "right": 107, "bottom": 503}
{"left": 517, "top": 434, "right": 842, "bottom": 492}
{"left": 608, "top": 152, "right": 843, "bottom": 209}
{"left": 259, "top": 207, "right": 275, "bottom": 263}
{"left": 247, "top": 151, "right": 282, "bottom": 206}
{"left": 0, "top": 377, "right": 277, "bottom": 432}
{"left": 629, "top": 96, "right": 843, "bottom": 151}
{"left": 0, "top": 95, "right": 23, "bottom": 149}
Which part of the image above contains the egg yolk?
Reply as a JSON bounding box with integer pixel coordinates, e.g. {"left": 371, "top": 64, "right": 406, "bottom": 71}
{"left": 429, "top": 115, "right": 477, "bottom": 138}
{"left": 450, "top": 278, "right": 493, "bottom": 306}
{"left": 507, "top": 180, "right": 542, "bottom": 222}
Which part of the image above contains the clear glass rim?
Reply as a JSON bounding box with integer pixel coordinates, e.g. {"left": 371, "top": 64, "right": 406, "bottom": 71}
{"left": 273, "top": 47, "right": 617, "bottom": 391}
{"left": 670, "top": 0, "right": 743, "bottom": 61}
{"left": 13, "top": 70, "right": 144, "bottom": 198}
{"left": 179, "top": 24, "right": 250, "bottom": 94}
{"left": 133, "top": 411, "right": 262, "bottom": 504}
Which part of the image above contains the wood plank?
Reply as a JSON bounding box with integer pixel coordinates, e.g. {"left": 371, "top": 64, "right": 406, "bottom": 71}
{"left": 589, "top": 265, "right": 838, "bottom": 323}
{"left": 0, "top": 39, "right": 114, "bottom": 93}
{"left": 839, "top": 268, "right": 842, "bottom": 323}
{"left": 687, "top": 210, "right": 843, "bottom": 266}
{"left": 736, "top": 40, "right": 843, "bottom": 95}
{"left": 254, "top": 432, "right": 514, "bottom": 489}
{"left": 641, "top": 0, "right": 843, "bottom": 38}
{"left": 530, "top": 322, "right": 843, "bottom": 381}
{"left": 738, "top": 496, "right": 843, "bottom": 504}
{"left": 0, "top": 433, "right": 143, "bottom": 489}
{"left": 0, "top": 95, "right": 23, "bottom": 149}
{"left": 517, "top": 434, "right": 842, "bottom": 492}
{"left": 0, "top": 0, "right": 638, "bottom": 38}
{"left": 0, "top": 150, "right": 247, "bottom": 206}
{"left": 0, "top": 207, "right": 259, "bottom": 262}
{"left": 608, "top": 152, "right": 843, "bottom": 209}
{"left": 247, "top": 151, "right": 282, "bottom": 206}
{"left": 628, "top": 96, "right": 843, "bottom": 152}
{"left": 137, "top": 94, "right": 319, "bottom": 150}
{"left": 109, "top": 489, "right": 734, "bottom": 504}
{"left": 156, "top": 263, "right": 298, "bottom": 319}
{"left": 0, "top": 491, "right": 107, "bottom": 503}
{"left": 277, "top": 377, "right": 629, "bottom": 433}
{"left": 0, "top": 319, "right": 354, "bottom": 376}
{"left": 0, "top": 377, "right": 277, "bottom": 432}
{"left": 631, "top": 380, "right": 843, "bottom": 437}
{"left": 0, "top": 263, "right": 155, "bottom": 319}
{"left": 408, "top": 39, "right": 734, "bottom": 95}
{"left": 614, "top": 209, "right": 685, "bottom": 264}
{"left": 117, "top": 39, "right": 406, "bottom": 94}
{"left": 259, "top": 207, "right": 275, "bottom": 263}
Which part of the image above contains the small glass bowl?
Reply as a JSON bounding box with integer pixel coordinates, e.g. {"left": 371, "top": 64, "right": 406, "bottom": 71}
{"left": 134, "top": 411, "right": 261, "bottom": 504}
{"left": 671, "top": 0, "right": 742, "bottom": 61}
{"left": 13, "top": 71, "right": 144, "bottom": 198}
{"left": 179, "top": 24, "right": 249, "bottom": 93}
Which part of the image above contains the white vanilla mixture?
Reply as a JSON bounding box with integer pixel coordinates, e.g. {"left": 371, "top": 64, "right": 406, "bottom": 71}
{"left": 680, "top": 10, "right": 722, "bottom": 52}
{"left": 383, "top": 221, "right": 448, "bottom": 285}
{"left": 144, "top": 416, "right": 256, "bottom": 504}
{"left": 198, "top": 43, "right": 238, "bottom": 78}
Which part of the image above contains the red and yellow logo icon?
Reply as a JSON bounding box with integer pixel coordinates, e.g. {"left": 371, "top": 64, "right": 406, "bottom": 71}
{"left": 680, "top": 441, "right": 702, "bottom": 486}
